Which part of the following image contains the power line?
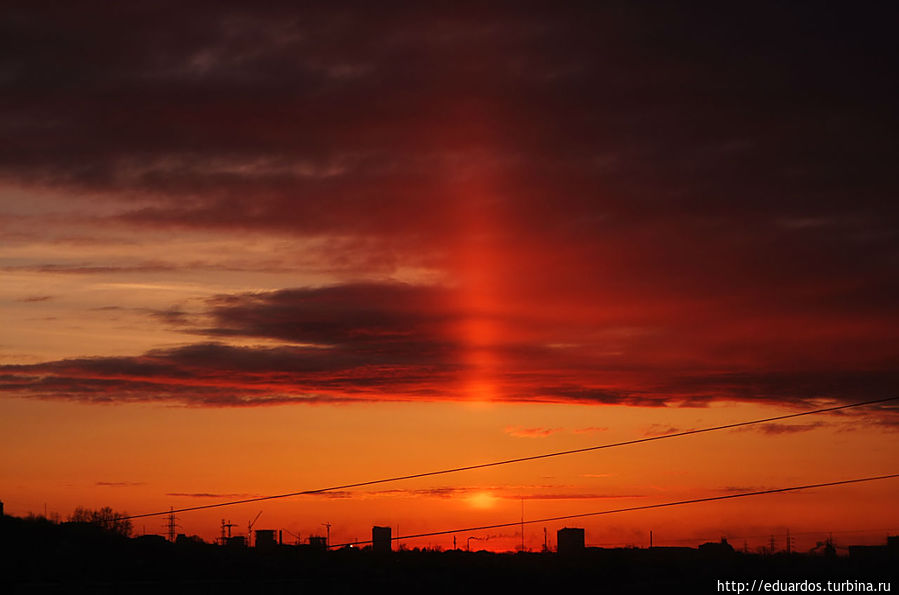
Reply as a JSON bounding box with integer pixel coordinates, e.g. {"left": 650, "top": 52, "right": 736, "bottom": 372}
{"left": 122, "top": 396, "right": 897, "bottom": 520}
{"left": 330, "top": 473, "right": 899, "bottom": 548}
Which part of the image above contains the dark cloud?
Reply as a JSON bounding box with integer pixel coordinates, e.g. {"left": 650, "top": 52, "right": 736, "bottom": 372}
{"left": 96, "top": 481, "right": 146, "bottom": 487}
{"left": 146, "top": 307, "right": 192, "bottom": 326}
{"left": 17, "top": 295, "right": 55, "bottom": 302}
{"left": 718, "top": 486, "right": 779, "bottom": 495}
{"left": 165, "top": 492, "right": 256, "bottom": 499}
{"left": 643, "top": 425, "right": 683, "bottom": 438}
{"left": 504, "top": 426, "right": 562, "bottom": 438}
{"left": 515, "top": 493, "right": 645, "bottom": 501}
{"left": 2, "top": 280, "right": 898, "bottom": 408}
{"left": 296, "top": 484, "right": 644, "bottom": 501}
{"left": 656, "top": 371, "right": 899, "bottom": 407}
{"left": 573, "top": 427, "right": 608, "bottom": 434}
{"left": 2, "top": 3, "right": 896, "bottom": 242}
{"left": 743, "top": 422, "right": 828, "bottom": 436}
{"left": 0, "top": 261, "right": 292, "bottom": 275}
{"left": 202, "top": 283, "right": 460, "bottom": 349}
{"left": 523, "top": 387, "right": 661, "bottom": 408}
{"left": 0, "top": 337, "right": 465, "bottom": 406}
{"left": 2, "top": 4, "right": 897, "bottom": 409}
{"left": 2, "top": 263, "right": 178, "bottom": 275}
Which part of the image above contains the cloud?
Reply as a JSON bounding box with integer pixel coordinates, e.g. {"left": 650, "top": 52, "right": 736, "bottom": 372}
{"left": 3, "top": 4, "right": 896, "bottom": 252}
{"left": 742, "top": 422, "right": 828, "bottom": 435}
{"left": 643, "top": 425, "right": 683, "bottom": 437}
{"left": 96, "top": 481, "right": 146, "bottom": 487}
{"left": 2, "top": 263, "right": 178, "bottom": 275}
{"left": 200, "top": 283, "right": 460, "bottom": 348}
{"left": 515, "top": 493, "right": 645, "bottom": 501}
{"left": 2, "top": 5, "right": 898, "bottom": 412}
{"left": 0, "top": 339, "right": 463, "bottom": 407}
{"left": 504, "top": 426, "right": 562, "bottom": 438}
{"left": 165, "top": 492, "right": 256, "bottom": 499}
{"left": 2, "top": 281, "right": 899, "bottom": 409}
{"left": 718, "top": 486, "right": 780, "bottom": 494}
{"left": 296, "top": 484, "right": 644, "bottom": 502}
{"left": 573, "top": 427, "right": 609, "bottom": 434}
{"left": 298, "top": 487, "right": 466, "bottom": 500}
{"left": 16, "top": 295, "right": 55, "bottom": 302}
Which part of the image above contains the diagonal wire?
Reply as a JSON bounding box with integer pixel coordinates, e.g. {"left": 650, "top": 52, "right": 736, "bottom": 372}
{"left": 331, "top": 473, "right": 899, "bottom": 547}
{"left": 123, "top": 396, "right": 898, "bottom": 520}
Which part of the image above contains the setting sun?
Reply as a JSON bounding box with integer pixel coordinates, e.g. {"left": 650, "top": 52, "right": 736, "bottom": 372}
{"left": 467, "top": 492, "right": 499, "bottom": 510}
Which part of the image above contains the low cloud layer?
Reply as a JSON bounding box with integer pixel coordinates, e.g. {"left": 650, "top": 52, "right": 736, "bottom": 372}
{"left": 2, "top": 281, "right": 898, "bottom": 409}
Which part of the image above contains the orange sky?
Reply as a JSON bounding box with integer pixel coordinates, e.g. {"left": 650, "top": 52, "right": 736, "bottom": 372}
{"left": 1, "top": 3, "right": 897, "bottom": 552}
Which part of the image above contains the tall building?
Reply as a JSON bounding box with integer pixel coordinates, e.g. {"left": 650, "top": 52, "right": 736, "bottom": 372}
{"left": 557, "top": 527, "right": 585, "bottom": 554}
{"left": 372, "top": 526, "right": 392, "bottom": 553}
{"left": 255, "top": 529, "right": 277, "bottom": 550}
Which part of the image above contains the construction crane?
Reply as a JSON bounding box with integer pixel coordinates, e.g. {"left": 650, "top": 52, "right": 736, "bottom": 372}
{"left": 247, "top": 511, "right": 263, "bottom": 547}
{"left": 220, "top": 519, "right": 237, "bottom": 545}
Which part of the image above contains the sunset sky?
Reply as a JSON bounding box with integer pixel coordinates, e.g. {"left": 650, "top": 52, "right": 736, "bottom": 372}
{"left": 1, "top": 2, "right": 897, "bottom": 551}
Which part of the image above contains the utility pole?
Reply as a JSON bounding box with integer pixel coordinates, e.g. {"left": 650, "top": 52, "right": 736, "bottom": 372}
{"left": 769, "top": 534, "right": 776, "bottom": 555}
{"left": 544, "top": 527, "right": 548, "bottom": 552}
{"left": 520, "top": 498, "right": 525, "bottom": 552}
{"left": 786, "top": 529, "right": 792, "bottom": 555}
{"left": 650, "top": 530, "right": 653, "bottom": 549}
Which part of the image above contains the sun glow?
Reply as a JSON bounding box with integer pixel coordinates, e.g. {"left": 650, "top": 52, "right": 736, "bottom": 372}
{"left": 467, "top": 491, "right": 498, "bottom": 509}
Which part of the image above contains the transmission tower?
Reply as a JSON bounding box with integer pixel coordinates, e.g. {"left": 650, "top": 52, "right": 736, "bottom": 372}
{"left": 164, "top": 506, "right": 180, "bottom": 542}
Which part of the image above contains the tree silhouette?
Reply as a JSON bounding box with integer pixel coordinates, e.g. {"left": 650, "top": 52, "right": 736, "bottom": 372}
{"left": 68, "top": 506, "right": 133, "bottom": 537}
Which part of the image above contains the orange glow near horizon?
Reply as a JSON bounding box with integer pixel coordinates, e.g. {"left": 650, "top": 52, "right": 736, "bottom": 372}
{"left": 1, "top": 396, "right": 896, "bottom": 552}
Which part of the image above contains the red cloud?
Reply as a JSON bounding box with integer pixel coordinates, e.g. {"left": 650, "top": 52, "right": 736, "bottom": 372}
{"left": 504, "top": 426, "right": 563, "bottom": 439}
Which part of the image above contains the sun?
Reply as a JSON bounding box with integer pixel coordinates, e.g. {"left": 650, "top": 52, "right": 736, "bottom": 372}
{"left": 467, "top": 491, "right": 497, "bottom": 509}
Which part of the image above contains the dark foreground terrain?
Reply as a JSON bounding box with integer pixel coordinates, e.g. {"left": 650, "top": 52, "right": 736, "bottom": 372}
{"left": 2, "top": 516, "right": 895, "bottom": 594}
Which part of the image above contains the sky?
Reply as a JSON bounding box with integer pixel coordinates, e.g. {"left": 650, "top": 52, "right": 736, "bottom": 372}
{"left": 1, "top": 2, "right": 897, "bottom": 551}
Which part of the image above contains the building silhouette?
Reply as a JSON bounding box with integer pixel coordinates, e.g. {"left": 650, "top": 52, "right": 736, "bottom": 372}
{"left": 255, "top": 529, "right": 277, "bottom": 550}
{"left": 372, "top": 526, "right": 392, "bottom": 553}
{"left": 308, "top": 536, "right": 327, "bottom": 550}
{"left": 698, "top": 538, "right": 735, "bottom": 556}
{"left": 557, "top": 527, "right": 585, "bottom": 554}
